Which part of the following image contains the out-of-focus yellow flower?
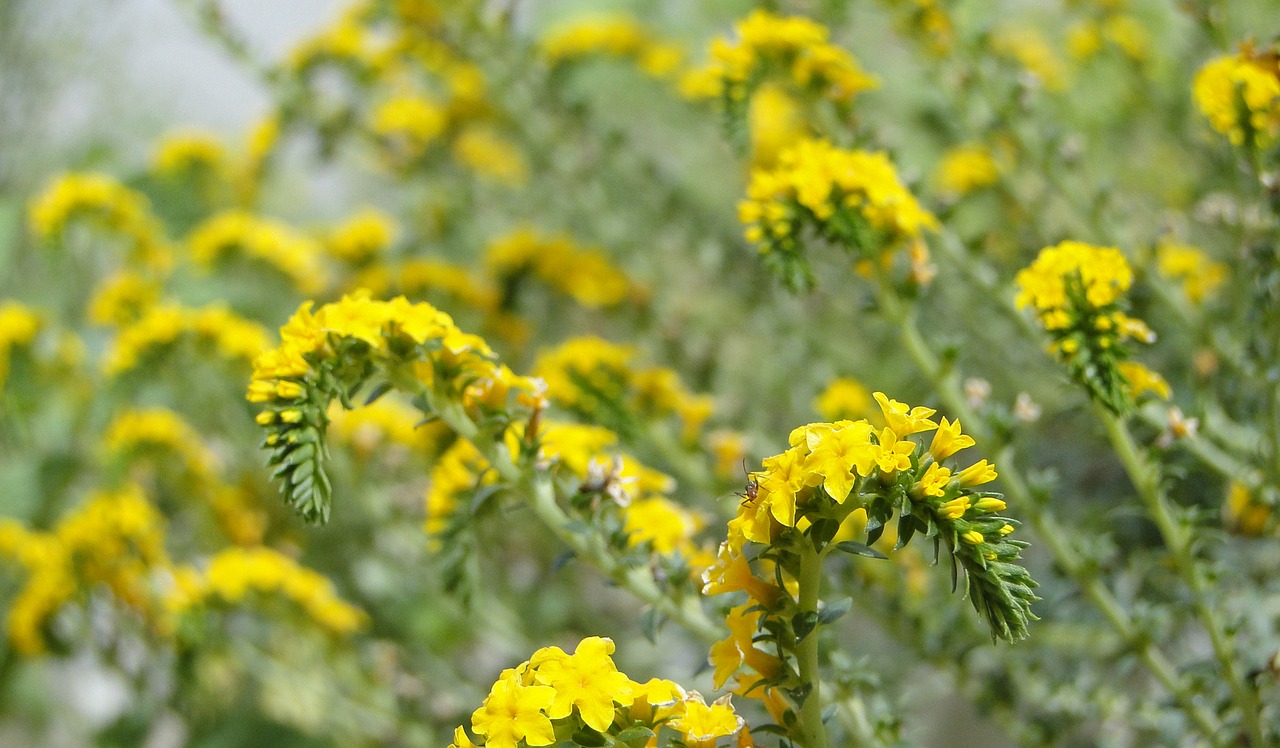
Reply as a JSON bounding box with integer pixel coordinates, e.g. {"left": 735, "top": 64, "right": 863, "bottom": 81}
{"left": 28, "top": 172, "right": 171, "bottom": 270}
{"left": 324, "top": 208, "right": 398, "bottom": 264}
{"left": 0, "top": 301, "right": 41, "bottom": 389}
{"left": 451, "top": 126, "right": 528, "bottom": 186}
{"left": 934, "top": 144, "right": 1001, "bottom": 198}
{"left": 188, "top": 210, "right": 328, "bottom": 293}
{"left": 540, "top": 14, "right": 683, "bottom": 78}
{"left": 1155, "top": 241, "right": 1227, "bottom": 303}
{"left": 485, "top": 228, "right": 631, "bottom": 309}
{"left": 991, "top": 26, "right": 1069, "bottom": 91}
{"left": 1193, "top": 49, "right": 1280, "bottom": 148}
{"left": 151, "top": 128, "right": 227, "bottom": 178}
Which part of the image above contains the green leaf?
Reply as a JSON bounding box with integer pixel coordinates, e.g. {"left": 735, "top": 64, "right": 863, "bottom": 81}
{"left": 569, "top": 727, "right": 607, "bottom": 747}
{"left": 791, "top": 611, "right": 819, "bottom": 641}
{"left": 613, "top": 726, "right": 655, "bottom": 742}
{"left": 833, "top": 541, "right": 888, "bottom": 560}
{"left": 818, "top": 597, "right": 853, "bottom": 626}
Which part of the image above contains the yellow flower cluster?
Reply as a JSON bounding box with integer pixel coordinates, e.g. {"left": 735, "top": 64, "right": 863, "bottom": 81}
{"left": 739, "top": 138, "right": 937, "bottom": 286}
{"left": 151, "top": 128, "right": 228, "bottom": 177}
{"left": 703, "top": 392, "right": 1036, "bottom": 644}
{"left": 1155, "top": 241, "right": 1227, "bottom": 303}
{"left": 102, "top": 408, "right": 269, "bottom": 546}
{"left": 324, "top": 208, "right": 398, "bottom": 264}
{"left": 485, "top": 228, "right": 632, "bottom": 309}
{"left": 534, "top": 336, "right": 713, "bottom": 443}
{"left": 370, "top": 94, "right": 449, "bottom": 160}
{"left": 722, "top": 393, "right": 999, "bottom": 548}
{"left": 933, "top": 144, "right": 1001, "bottom": 198}
{"left": 168, "top": 547, "right": 365, "bottom": 636}
{"left": 1066, "top": 14, "right": 1149, "bottom": 63}
{"left": 452, "top": 636, "right": 743, "bottom": 748}
{"left": 1223, "top": 482, "right": 1272, "bottom": 537}
{"left": 1193, "top": 49, "right": 1280, "bottom": 148}
{"left": 990, "top": 26, "right": 1069, "bottom": 92}
{"left": 539, "top": 14, "right": 683, "bottom": 78}
{"left": 681, "top": 10, "right": 877, "bottom": 105}
{"left": 352, "top": 259, "right": 497, "bottom": 314}
{"left": 747, "top": 81, "right": 808, "bottom": 168}
{"left": 424, "top": 438, "right": 496, "bottom": 539}
{"left": 329, "top": 397, "right": 448, "bottom": 459}
{"left": 188, "top": 210, "right": 328, "bottom": 294}
{"left": 287, "top": 10, "right": 382, "bottom": 72}
{"left": 0, "top": 301, "right": 40, "bottom": 389}
{"left": 0, "top": 485, "right": 168, "bottom": 654}
{"left": 250, "top": 292, "right": 542, "bottom": 521}
{"left": 450, "top": 126, "right": 529, "bottom": 186}
{"left": 103, "top": 407, "right": 216, "bottom": 479}
{"left": 813, "top": 376, "right": 874, "bottom": 422}
{"left": 87, "top": 271, "right": 162, "bottom": 327}
{"left": 1015, "top": 241, "right": 1160, "bottom": 411}
{"left": 27, "top": 172, "right": 170, "bottom": 269}
{"left": 103, "top": 303, "right": 270, "bottom": 376}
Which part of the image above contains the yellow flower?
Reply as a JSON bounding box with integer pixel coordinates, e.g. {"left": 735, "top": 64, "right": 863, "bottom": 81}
{"left": 670, "top": 692, "right": 744, "bottom": 747}
{"left": 1155, "top": 241, "right": 1227, "bottom": 303}
{"left": 814, "top": 377, "right": 873, "bottom": 421}
{"left": 955, "top": 459, "right": 998, "bottom": 487}
{"left": 929, "top": 417, "right": 975, "bottom": 461}
{"left": 470, "top": 672, "right": 556, "bottom": 748}
{"left": 1193, "top": 51, "right": 1280, "bottom": 147}
{"left": 371, "top": 94, "right": 448, "bottom": 159}
{"left": 1117, "top": 361, "right": 1172, "bottom": 401}
{"left": 151, "top": 128, "right": 227, "bottom": 177}
{"left": 934, "top": 144, "right": 1000, "bottom": 197}
{"left": 325, "top": 208, "right": 397, "bottom": 264}
{"left": 533, "top": 636, "right": 634, "bottom": 732}
{"left": 802, "top": 419, "right": 875, "bottom": 501}
{"left": 874, "top": 391, "right": 939, "bottom": 436}
{"left": 916, "top": 462, "right": 952, "bottom": 498}
{"left": 451, "top": 126, "right": 528, "bottom": 185}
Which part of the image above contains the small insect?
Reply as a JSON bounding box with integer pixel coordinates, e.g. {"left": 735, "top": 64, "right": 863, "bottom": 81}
{"left": 734, "top": 460, "right": 759, "bottom": 506}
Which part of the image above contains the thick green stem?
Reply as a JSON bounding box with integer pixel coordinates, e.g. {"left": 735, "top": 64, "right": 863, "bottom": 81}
{"left": 1098, "top": 406, "right": 1263, "bottom": 746}
{"left": 877, "top": 283, "right": 1225, "bottom": 742}
{"left": 793, "top": 542, "right": 830, "bottom": 748}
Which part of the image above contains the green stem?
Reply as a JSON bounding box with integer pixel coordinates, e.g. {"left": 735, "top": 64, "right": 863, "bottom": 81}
{"left": 793, "top": 542, "right": 830, "bottom": 748}
{"left": 431, "top": 396, "right": 723, "bottom": 644}
{"left": 877, "top": 282, "right": 1225, "bottom": 742}
{"left": 1098, "top": 406, "right": 1263, "bottom": 747}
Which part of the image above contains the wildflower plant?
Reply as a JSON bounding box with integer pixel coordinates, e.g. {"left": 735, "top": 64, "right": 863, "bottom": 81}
{"left": 4, "top": 2, "right": 1280, "bottom": 746}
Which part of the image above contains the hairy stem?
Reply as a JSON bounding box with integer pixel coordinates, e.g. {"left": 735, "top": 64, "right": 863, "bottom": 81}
{"left": 1099, "top": 406, "right": 1262, "bottom": 746}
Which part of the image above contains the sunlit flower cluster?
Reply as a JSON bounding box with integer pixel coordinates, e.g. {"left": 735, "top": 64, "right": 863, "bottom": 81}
{"left": 1015, "top": 241, "right": 1160, "bottom": 412}
{"left": 249, "top": 292, "right": 543, "bottom": 521}
{"left": 485, "top": 228, "right": 633, "bottom": 309}
{"left": 534, "top": 336, "right": 713, "bottom": 444}
{"left": 28, "top": 172, "right": 170, "bottom": 269}
{"left": 705, "top": 391, "right": 1036, "bottom": 644}
{"left": 103, "top": 303, "right": 270, "bottom": 377}
{"left": 1154, "top": 241, "right": 1228, "bottom": 303}
{"left": 540, "top": 14, "right": 683, "bottom": 78}
{"left": 1193, "top": 47, "right": 1280, "bottom": 148}
{"left": 681, "top": 10, "right": 877, "bottom": 106}
{"left": 739, "top": 138, "right": 938, "bottom": 288}
{"left": 451, "top": 636, "right": 744, "bottom": 748}
{"left": 188, "top": 210, "right": 328, "bottom": 294}
{"left": 168, "top": 547, "right": 365, "bottom": 636}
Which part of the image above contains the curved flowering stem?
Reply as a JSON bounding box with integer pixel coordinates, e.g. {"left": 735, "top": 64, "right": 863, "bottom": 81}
{"left": 1098, "top": 406, "right": 1265, "bottom": 747}
{"left": 874, "top": 277, "right": 1226, "bottom": 742}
